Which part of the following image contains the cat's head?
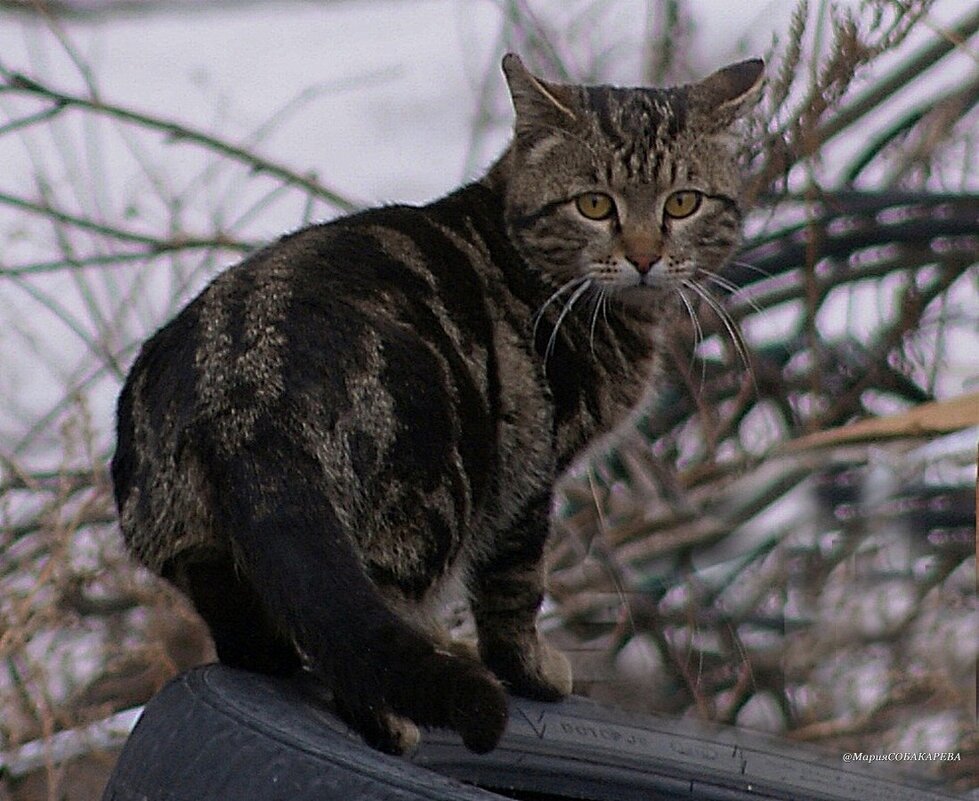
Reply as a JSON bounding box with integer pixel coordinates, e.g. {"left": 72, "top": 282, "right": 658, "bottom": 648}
{"left": 498, "top": 54, "right": 763, "bottom": 309}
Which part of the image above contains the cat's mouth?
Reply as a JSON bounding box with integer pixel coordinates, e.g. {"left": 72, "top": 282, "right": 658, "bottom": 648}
{"left": 636, "top": 270, "right": 676, "bottom": 288}
{"left": 595, "top": 258, "right": 693, "bottom": 292}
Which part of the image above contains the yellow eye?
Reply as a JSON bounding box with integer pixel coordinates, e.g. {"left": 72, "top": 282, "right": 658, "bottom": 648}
{"left": 664, "top": 190, "right": 703, "bottom": 219}
{"left": 575, "top": 192, "right": 615, "bottom": 221}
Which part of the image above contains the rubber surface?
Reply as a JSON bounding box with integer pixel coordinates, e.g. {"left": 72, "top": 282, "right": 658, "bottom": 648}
{"left": 102, "top": 664, "right": 960, "bottom": 801}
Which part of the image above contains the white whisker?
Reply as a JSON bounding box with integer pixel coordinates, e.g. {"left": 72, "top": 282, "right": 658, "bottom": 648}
{"left": 545, "top": 279, "right": 592, "bottom": 367}
{"left": 588, "top": 286, "right": 606, "bottom": 357}
{"left": 697, "top": 269, "right": 763, "bottom": 315}
{"left": 533, "top": 276, "right": 588, "bottom": 344}
{"left": 728, "top": 259, "right": 772, "bottom": 281}
{"left": 698, "top": 270, "right": 740, "bottom": 295}
{"left": 682, "top": 279, "right": 757, "bottom": 394}
{"left": 676, "top": 286, "right": 707, "bottom": 389}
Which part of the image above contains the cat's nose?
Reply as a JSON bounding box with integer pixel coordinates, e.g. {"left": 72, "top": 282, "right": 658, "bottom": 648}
{"left": 626, "top": 252, "right": 660, "bottom": 274}
{"left": 622, "top": 232, "right": 661, "bottom": 275}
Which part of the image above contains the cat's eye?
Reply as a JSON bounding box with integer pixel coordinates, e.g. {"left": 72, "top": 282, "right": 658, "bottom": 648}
{"left": 575, "top": 192, "right": 616, "bottom": 221}
{"left": 664, "top": 190, "right": 703, "bottom": 219}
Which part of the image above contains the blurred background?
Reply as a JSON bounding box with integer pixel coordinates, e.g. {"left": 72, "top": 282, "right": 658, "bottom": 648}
{"left": 0, "top": 1, "right": 976, "bottom": 799}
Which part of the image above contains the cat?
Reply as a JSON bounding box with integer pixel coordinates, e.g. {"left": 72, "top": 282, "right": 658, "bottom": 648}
{"left": 111, "top": 53, "right": 763, "bottom": 755}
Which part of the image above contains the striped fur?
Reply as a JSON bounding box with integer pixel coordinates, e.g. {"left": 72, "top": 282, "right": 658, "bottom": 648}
{"left": 111, "top": 54, "right": 763, "bottom": 754}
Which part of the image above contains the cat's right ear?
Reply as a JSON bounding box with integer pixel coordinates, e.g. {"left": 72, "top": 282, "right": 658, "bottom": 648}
{"left": 687, "top": 59, "right": 765, "bottom": 130}
{"left": 502, "top": 53, "right": 578, "bottom": 138}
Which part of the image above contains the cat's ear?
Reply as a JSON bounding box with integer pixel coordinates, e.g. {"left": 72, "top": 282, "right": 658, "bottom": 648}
{"left": 687, "top": 59, "right": 764, "bottom": 129}
{"left": 501, "top": 53, "right": 578, "bottom": 138}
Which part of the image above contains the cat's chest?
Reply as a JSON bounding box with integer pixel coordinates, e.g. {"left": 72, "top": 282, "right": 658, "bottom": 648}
{"left": 479, "top": 315, "right": 653, "bottom": 530}
{"left": 536, "top": 315, "right": 657, "bottom": 471}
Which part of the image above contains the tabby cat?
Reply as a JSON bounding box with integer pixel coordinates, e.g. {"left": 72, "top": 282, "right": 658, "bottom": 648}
{"left": 111, "top": 54, "right": 763, "bottom": 755}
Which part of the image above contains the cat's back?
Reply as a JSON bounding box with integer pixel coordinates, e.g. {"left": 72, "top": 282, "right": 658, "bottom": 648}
{"left": 112, "top": 182, "right": 530, "bottom": 570}
{"left": 124, "top": 182, "right": 509, "bottom": 415}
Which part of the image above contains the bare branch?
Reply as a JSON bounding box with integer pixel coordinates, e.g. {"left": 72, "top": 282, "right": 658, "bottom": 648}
{"left": 0, "top": 66, "right": 362, "bottom": 213}
{"left": 817, "top": 5, "right": 979, "bottom": 144}
{"left": 0, "top": 190, "right": 255, "bottom": 255}
{"left": 0, "top": 99, "right": 66, "bottom": 137}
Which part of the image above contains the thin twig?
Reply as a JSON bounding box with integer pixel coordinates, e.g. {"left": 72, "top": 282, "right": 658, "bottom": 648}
{"left": 0, "top": 66, "right": 361, "bottom": 212}
{"left": 0, "top": 190, "right": 255, "bottom": 254}
{"left": 0, "top": 100, "right": 66, "bottom": 136}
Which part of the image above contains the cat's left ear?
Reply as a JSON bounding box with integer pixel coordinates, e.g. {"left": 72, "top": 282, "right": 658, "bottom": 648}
{"left": 501, "top": 53, "right": 579, "bottom": 138}
{"left": 687, "top": 59, "right": 764, "bottom": 129}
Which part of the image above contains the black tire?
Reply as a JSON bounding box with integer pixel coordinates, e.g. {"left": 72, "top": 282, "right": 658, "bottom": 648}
{"left": 102, "top": 664, "right": 958, "bottom": 801}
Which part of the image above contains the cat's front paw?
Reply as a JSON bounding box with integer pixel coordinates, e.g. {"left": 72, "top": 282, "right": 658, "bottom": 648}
{"left": 502, "top": 642, "right": 572, "bottom": 702}
{"left": 482, "top": 635, "right": 572, "bottom": 701}
{"left": 534, "top": 640, "right": 572, "bottom": 697}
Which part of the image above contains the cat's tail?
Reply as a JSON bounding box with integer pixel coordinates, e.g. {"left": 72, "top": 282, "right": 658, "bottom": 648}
{"left": 199, "top": 429, "right": 508, "bottom": 755}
